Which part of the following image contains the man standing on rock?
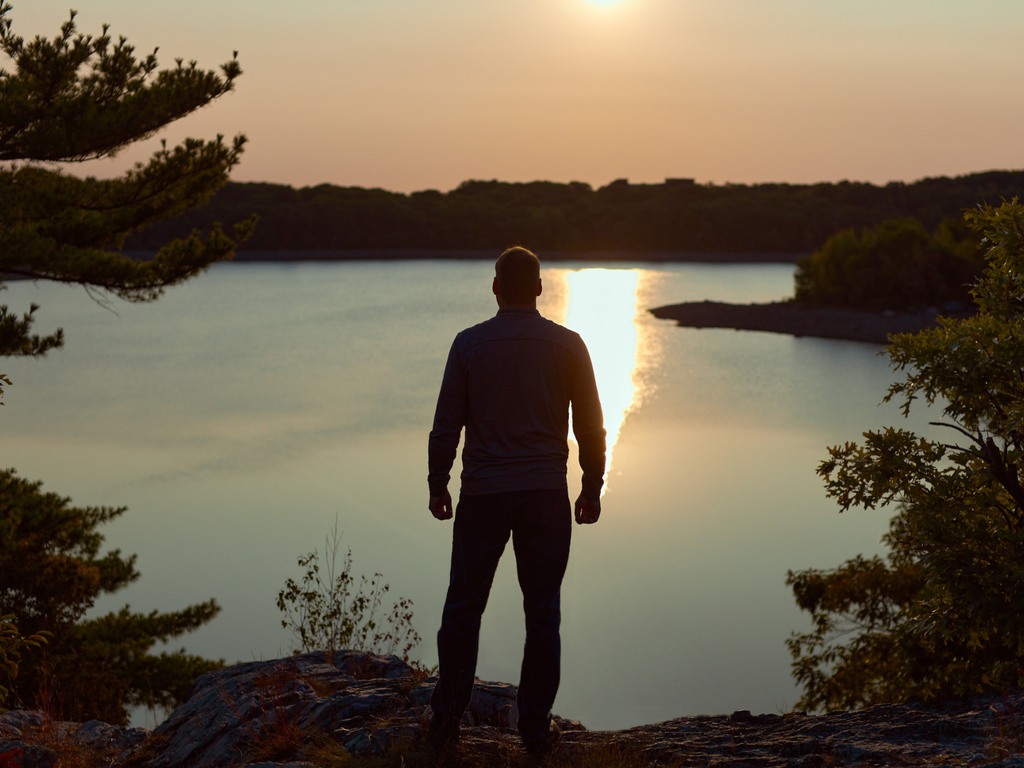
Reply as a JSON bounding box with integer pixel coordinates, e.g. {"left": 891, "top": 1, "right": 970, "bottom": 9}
{"left": 426, "top": 246, "right": 606, "bottom": 756}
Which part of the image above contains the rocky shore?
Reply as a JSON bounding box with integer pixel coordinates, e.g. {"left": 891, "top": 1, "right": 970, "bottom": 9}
{"left": 1, "top": 651, "right": 1022, "bottom": 767}
{"left": 649, "top": 301, "right": 972, "bottom": 344}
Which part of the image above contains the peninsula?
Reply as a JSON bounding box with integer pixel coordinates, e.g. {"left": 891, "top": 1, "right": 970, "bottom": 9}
{"left": 649, "top": 300, "right": 970, "bottom": 344}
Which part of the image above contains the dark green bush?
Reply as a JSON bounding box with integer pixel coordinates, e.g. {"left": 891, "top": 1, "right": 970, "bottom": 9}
{"left": 794, "top": 217, "right": 983, "bottom": 311}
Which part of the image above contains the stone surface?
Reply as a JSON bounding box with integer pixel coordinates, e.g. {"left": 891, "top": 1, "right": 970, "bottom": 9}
{"left": 1, "top": 651, "right": 1022, "bottom": 766}
{"left": 0, "top": 741, "right": 57, "bottom": 768}
{"left": 132, "top": 650, "right": 518, "bottom": 766}
{"left": 0, "top": 708, "right": 137, "bottom": 768}
{"left": 564, "top": 696, "right": 1024, "bottom": 766}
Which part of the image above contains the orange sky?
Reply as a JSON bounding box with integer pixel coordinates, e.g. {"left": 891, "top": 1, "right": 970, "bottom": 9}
{"left": 10, "top": 0, "right": 1024, "bottom": 192}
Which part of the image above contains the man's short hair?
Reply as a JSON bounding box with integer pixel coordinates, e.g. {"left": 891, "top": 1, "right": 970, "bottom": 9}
{"left": 495, "top": 247, "right": 541, "bottom": 305}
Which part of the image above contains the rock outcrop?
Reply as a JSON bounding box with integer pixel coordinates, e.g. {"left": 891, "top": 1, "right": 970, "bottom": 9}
{"left": 1, "top": 650, "right": 1022, "bottom": 767}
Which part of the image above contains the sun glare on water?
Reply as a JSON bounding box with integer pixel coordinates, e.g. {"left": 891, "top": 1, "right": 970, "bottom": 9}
{"left": 549, "top": 268, "right": 658, "bottom": 493}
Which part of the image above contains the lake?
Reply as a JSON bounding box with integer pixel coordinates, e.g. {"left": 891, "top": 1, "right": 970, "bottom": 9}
{"left": 0, "top": 260, "right": 937, "bottom": 729}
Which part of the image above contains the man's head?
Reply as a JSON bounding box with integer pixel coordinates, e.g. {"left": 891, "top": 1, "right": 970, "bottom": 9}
{"left": 493, "top": 247, "right": 542, "bottom": 307}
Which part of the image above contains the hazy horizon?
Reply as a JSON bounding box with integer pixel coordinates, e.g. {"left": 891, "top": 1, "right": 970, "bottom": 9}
{"left": 142, "top": 167, "right": 1024, "bottom": 195}
{"left": 8, "top": 0, "right": 1024, "bottom": 195}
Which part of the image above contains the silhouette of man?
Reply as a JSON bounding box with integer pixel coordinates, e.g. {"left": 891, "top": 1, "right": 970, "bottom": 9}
{"left": 427, "top": 246, "right": 606, "bottom": 755}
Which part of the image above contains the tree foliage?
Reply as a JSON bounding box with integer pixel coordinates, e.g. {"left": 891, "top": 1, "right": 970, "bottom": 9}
{"left": 0, "top": 8, "right": 242, "bottom": 718}
{"left": 277, "top": 522, "right": 421, "bottom": 663}
{"left": 0, "top": 2, "right": 254, "bottom": 364}
{"left": 128, "top": 171, "right": 1024, "bottom": 256}
{"left": 794, "top": 217, "right": 984, "bottom": 311}
{"left": 787, "top": 200, "right": 1024, "bottom": 712}
{"left": 0, "top": 468, "right": 222, "bottom": 724}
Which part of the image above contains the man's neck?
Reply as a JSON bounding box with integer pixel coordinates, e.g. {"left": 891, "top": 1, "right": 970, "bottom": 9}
{"left": 499, "top": 303, "right": 536, "bottom": 310}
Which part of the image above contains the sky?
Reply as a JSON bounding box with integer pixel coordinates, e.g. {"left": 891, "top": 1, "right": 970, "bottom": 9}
{"left": 8, "top": 0, "right": 1024, "bottom": 193}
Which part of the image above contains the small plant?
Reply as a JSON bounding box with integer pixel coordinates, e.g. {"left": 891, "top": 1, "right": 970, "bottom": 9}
{"left": 989, "top": 686, "right": 1024, "bottom": 760}
{"left": 277, "top": 520, "right": 421, "bottom": 661}
{"left": 246, "top": 718, "right": 308, "bottom": 764}
{"left": 18, "top": 719, "right": 113, "bottom": 768}
{"left": 0, "top": 614, "right": 50, "bottom": 705}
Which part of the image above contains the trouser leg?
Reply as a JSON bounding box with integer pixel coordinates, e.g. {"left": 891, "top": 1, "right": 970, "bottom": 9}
{"left": 512, "top": 489, "right": 572, "bottom": 745}
{"left": 430, "top": 493, "right": 511, "bottom": 733}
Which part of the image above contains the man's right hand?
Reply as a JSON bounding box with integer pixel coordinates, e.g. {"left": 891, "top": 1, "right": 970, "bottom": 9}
{"left": 574, "top": 493, "right": 601, "bottom": 524}
{"left": 429, "top": 491, "right": 453, "bottom": 520}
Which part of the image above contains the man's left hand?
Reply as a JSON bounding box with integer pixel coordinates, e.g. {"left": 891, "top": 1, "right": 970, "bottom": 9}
{"left": 429, "top": 492, "right": 454, "bottom": 520}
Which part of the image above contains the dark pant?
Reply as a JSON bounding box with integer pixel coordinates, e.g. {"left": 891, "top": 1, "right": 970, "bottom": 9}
{"left": 430, "top": 488, "right": 572, "bottom": 744}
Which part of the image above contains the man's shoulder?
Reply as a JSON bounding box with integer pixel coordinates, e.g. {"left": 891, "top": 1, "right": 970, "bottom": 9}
{"left": 455, "top": 311, "right": 584, "bottom": 351}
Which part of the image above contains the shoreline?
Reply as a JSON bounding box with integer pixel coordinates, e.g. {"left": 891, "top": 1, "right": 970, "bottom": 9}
{"left": 649, "top": 300, "right": 970, "bottom": 344}
{"left": 119, "top": 249, "right": 807, "bottom": 264}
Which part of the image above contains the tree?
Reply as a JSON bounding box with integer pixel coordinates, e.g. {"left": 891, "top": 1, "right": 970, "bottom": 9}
{"left": 0, "top": 468, "right": 222, "bottom": 724}
{"left": 0, "top": 6, "right": 244, "bottom": 722}
{"left": 793, "top": 217, "right": 983, "bottom": 311}
{"left": 0, "top": 1, "right": 254, "bottom": 375}
{"left": 787, "top": 200, "right": 1024, "bottom": 712}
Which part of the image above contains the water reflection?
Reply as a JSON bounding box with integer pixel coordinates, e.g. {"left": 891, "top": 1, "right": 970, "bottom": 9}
{"left": 543, "top": 268, "right": 659, "bottom": 488}
{"left": 2, "top": 261, "right": 911, "bottom": 731}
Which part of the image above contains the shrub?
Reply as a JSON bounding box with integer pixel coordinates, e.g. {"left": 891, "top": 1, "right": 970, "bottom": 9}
{"left": 277, "top": 521, "right": 421, "bottom": 662}
{"left": 0, "top": 614, "right": 49, "bottom": 704}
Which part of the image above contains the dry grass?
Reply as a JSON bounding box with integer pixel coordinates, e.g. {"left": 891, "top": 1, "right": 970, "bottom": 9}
{"left": 11, "top": 718, "right": 113, "bottom": 768}
{"left": 989, "top": 692, "right": 1024, "bottom": 761}
{"left": 245, "top": 719, "right": 309, "bottom": 763}
{"left": 228, "top": 661, "right": 326, "bottom": 765}
{"left": 306, "top": 732, "right": 687, "bottom": 768}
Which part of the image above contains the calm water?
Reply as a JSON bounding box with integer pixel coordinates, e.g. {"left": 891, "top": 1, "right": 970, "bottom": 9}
{"left": 1, "top": 261, "right": 935, "bottom": 729}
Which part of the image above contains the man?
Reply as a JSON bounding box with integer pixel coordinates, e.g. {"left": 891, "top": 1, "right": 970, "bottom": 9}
{"left": 426, "top": 246, "right": 606, "bottom": 756}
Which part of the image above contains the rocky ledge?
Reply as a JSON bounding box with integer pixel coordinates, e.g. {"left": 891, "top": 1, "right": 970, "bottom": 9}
{"left": 1, "top": 651, "right": 1022, "bottom": 767}
{"left": 649, "top": 301, "right": 973, "bottom": 344}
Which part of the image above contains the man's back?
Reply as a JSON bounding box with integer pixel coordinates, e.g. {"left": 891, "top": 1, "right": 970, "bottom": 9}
{"left": 428, "top": 306, "right": 605, "bottom": 499}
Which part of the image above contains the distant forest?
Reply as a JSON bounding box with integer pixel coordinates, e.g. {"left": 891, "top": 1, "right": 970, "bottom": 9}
{"left": 126, "top": 171, "right": 1024, "bottom": 257}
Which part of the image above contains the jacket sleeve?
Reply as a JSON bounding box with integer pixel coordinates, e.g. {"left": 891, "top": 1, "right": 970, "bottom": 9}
{"left": 427, "top": 339, "right": 467, "bottom": 498}
{"left": 570, "top": 339, "right": 606, "bottom": 500}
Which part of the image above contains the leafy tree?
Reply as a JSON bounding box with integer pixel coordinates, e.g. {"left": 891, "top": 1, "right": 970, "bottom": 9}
{"left": 793, "top": 217, "right": 983, "bottom": 311}
{"left": 787, "top": 201, "right": 1024, "bottom": 712}
{"left": 0, "top": 468, "right": 222, "bottom": 724}
{"left": 0, "top": 1, "right": 254, "bottom": 382}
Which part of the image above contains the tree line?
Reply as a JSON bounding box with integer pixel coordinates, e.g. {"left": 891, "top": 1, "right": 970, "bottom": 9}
{"left": 126, "top": 172, "right": 1024, "bottom": 254}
